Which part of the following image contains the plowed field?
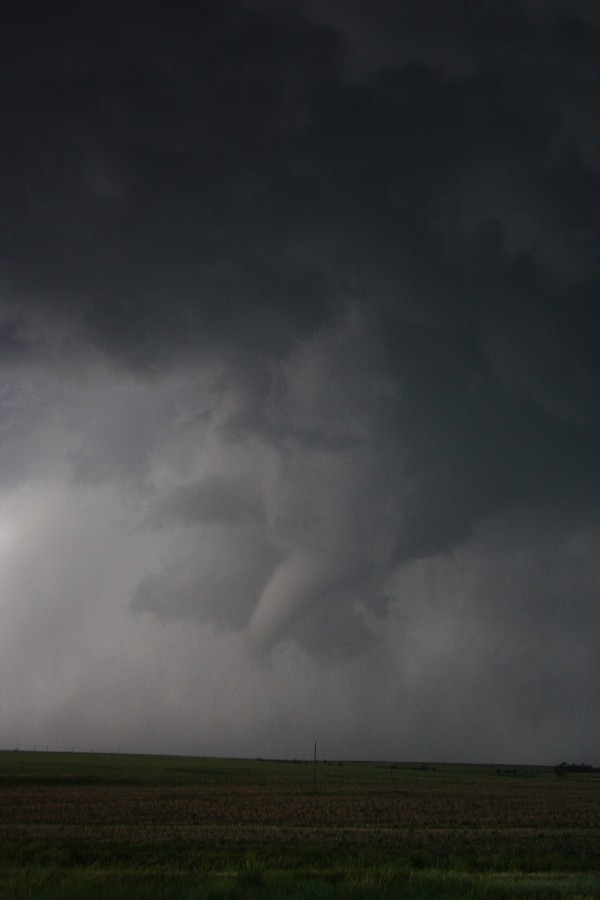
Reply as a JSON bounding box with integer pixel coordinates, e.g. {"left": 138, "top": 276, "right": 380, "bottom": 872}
{"left": 2, "top": 771, "right": 599, "bottom": 862}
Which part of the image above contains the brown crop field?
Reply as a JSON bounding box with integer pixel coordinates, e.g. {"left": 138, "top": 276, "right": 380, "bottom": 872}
{"left": 2, "top": 775, "right": 600, "bottom": 858}
{"left": 1, "top": 753, "right": 600, "bottom": 897}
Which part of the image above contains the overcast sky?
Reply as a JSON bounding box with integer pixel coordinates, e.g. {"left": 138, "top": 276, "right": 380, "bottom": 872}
{"left": 2, "top": 0, "right": 600, "bottom": 764}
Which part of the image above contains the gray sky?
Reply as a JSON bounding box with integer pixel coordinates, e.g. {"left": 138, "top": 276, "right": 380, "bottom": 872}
{"left": 2, "top": 0, "right": 600, "bottom": 764}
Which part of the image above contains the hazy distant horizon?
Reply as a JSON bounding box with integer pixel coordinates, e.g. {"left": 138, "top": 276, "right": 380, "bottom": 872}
{"left": 1, "top": 746, "right": 574, "bottom": 770}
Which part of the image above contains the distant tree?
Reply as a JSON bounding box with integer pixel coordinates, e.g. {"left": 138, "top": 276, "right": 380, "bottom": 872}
{"left": 555, "top": 762, "right": 599, "bottom": 776}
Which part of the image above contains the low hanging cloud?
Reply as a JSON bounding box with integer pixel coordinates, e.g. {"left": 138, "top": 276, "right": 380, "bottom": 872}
{"left": 128, "top": 309, "right": 406, "bottom": 652}
{"left": 1, "top": 0, "right": 600, "bottom": 763}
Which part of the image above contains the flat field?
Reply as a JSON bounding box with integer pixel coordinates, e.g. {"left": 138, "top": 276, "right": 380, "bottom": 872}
{"left": 1, "top": 751, "right": 599, "bottom": 898}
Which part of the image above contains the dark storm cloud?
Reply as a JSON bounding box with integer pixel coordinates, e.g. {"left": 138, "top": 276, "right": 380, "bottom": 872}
{"left": 2, "top": 0, "right": 600, "bottom": 761}
{"left": 149, "top": 476, "right": 263, "bottom": 526}
{"left": 3, "top": 0, "right": 339, "bottom": 367}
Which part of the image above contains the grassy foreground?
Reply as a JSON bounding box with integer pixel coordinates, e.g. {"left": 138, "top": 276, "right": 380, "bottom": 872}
{"left": 1, "top": 751, "right": 599, "bottom": 898}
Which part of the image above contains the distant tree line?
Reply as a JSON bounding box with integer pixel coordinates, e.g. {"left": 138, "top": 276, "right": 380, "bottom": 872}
{"left": 554, "top": 762, "right": 600, "bottom": 776}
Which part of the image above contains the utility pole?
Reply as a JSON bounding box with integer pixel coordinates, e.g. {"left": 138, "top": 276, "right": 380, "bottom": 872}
{"left": 313, "top": 740, "right": 317, "bottom": 793}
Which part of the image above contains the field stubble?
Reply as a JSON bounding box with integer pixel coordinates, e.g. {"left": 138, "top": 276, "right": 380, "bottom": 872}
{"left": 1, "top": 770, "right": 599, "bottom": 864}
